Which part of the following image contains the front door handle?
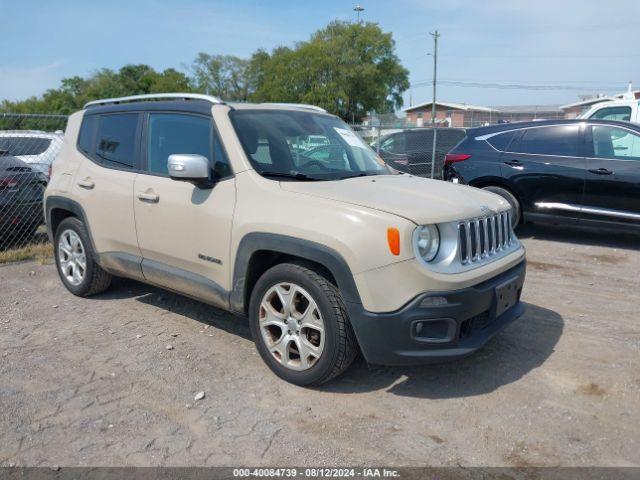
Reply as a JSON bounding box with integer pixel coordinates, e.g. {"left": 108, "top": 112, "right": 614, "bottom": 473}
{"left": 504, "top": 160, "right": 523, "bottom": 167}
{"left": 136, "top": 191, "right": 160, "bottom": 203}
{"left": 77, "top": 177, "right": 95, "bottom": 189}
{"left": 588, "top": 168, "right": 613, "bottom": 175}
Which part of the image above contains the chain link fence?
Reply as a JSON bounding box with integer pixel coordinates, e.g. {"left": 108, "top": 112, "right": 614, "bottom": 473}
{"left": 352, "top": 124, "right": 467, "bottom": 179}
{"left": 0, "top": 113, "right": 67, "bottom": 252}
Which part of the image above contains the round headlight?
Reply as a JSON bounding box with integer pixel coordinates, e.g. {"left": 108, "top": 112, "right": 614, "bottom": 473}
{"left": 414, "top": 225, "right": 440, "bottom": 262}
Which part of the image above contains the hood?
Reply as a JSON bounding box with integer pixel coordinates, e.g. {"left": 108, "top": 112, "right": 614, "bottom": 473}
{"left": 279, "top": 175, "right": 509, "bottom": 225}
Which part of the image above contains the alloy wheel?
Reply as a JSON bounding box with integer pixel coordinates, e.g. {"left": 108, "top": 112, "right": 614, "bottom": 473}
{"left": 58, "top": 229, "right": 86, "bottom": 286}
{"left": 259, "top": 282, "right": 325, "bottom": 371}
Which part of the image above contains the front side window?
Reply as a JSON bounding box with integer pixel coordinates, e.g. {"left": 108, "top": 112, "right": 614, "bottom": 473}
{"left": 0, "top": 137, "right": 52, "bottom": 156}
{"left": 591, "top": 125, "right": 640, "bottom": 160}
{"left": 95, "top": 114, "right": 139, "bottom": 168}
{"left": 147, "top": 113, "right": 232, "bottom": 178}
{"left": 589, "top": 106, "right": 632, "bottom": 122}
{"left": 512, "top": 125, "right": 580, "bottom": 157}
{"left": 230, "top": 110, "right": 392, "bottom": 180}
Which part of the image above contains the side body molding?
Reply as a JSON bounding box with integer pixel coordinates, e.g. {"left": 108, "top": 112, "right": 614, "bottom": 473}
{"left": 230, "top": 233, "right": 362, "bottom": 314}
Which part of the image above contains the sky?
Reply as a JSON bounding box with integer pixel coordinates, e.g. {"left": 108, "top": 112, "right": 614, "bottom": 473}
{"left": 1, "top": 0, "right": 639, "bottom": 109}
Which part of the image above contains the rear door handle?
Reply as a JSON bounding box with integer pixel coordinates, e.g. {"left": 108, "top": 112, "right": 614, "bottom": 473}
{"left": 136, "top": 191, "right": 160, "bottom": 203}
{"left": 504, "top": 160, "right": 523, "bottom": 167}
{"left": 77, "top": 178, "right": 95, "bottom": 189}
{"left": 588, "top": 168, "right": 613, "bottom": 175}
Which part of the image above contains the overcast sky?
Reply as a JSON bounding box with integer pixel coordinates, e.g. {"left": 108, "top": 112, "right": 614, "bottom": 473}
{"left": 1, "top": 0, "right": 639, "bottom": 108}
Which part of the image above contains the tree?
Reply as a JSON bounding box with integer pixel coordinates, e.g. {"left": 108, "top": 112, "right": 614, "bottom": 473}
{"left": 189, "top": 54, "right": 250, "bottom": 101}
{"left": 1, "top": 65, "right": 193, "bottom": 115}
{"left": 250, "top": 21, "right": 409, "bottom": 122}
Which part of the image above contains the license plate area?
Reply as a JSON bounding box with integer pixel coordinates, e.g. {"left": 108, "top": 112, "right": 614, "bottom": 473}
{"left": 495, "top": 276, "right": 519, "bottom": 317}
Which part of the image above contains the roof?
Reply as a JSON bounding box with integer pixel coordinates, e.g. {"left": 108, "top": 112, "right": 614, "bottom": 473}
{"left": 84, "top": 93, "right": 329, "bottom": 115}
{"left": 613, "top": 89, "right": 640, "bottom": 99}
{"left": 0, "top": 130, "right": 63, "bottom": 138}
{"left": 403, "top": 101, "right": 498, "bottom": 113}
{"left": 490, "top": 104, "right": 563, "bottom": 113}
{"left": 559, "top": 97, "right": 614, "bottom": 110}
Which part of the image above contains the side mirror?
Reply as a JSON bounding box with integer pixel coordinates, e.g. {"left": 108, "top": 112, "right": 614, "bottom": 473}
{"left": 167, "top": 154, "right": 213, "bottom": 188}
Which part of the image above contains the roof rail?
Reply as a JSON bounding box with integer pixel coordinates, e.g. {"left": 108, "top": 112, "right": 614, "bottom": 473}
{"left": 84, "top": 93, "right": 224, "bottom": 109}
{"left": 262, "top": 102, "right": 327, "bottom": 113}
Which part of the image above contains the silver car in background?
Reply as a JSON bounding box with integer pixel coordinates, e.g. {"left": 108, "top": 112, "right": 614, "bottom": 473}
{"left": 0, "top": 130, "right": 63, "bottom": 177}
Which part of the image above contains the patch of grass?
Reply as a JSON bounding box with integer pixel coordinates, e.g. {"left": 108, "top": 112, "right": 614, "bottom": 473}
{"left": 0, "top": 242, "right": 53, "bottom": 264}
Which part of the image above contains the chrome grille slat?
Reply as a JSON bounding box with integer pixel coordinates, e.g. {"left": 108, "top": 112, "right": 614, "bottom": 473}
{"left": 465, "top": 221, "right": 472, "bottom": 263}
{"left": 457, "top": 211, "right": 515, "bottom": 266}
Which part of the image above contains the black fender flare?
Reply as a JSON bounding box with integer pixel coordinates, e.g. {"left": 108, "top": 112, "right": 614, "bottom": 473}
{"left": 45, "top": 196, "right": 98, "bottom": 259}
{"left": 229, "top": 233, "right": 362, "bottom": 314}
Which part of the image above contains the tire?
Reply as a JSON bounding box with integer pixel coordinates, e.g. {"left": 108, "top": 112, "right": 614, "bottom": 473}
{"left": 54, "top": 217, "right": 112, "bottom": 297}
{"left": 482, "top": 185, "right": 521, "bottom": 227}
{"left": 249, "top": 262, "right": 358, "bottom": 386}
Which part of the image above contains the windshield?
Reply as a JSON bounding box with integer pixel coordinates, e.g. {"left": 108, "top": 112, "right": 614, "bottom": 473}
{"left": 230, "top": 110, "right": 393, "bottom": 180}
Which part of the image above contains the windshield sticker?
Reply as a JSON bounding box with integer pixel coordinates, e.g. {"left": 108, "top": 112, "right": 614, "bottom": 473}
{"left": 334, "top": 127, "right": 366, "bottom": 148}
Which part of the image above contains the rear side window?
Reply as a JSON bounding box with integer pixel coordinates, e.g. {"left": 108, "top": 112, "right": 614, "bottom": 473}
{"left": 486, "top": 131, "right": 516, "bottom": 151}
{"left": 589, "top": 106, "right": 632, "bottom": 122}
{"left": 511, "top": 125, "right": 580, "bottom": 157}
{"left": 0, "top": 137, "right": 52, "bottom": 156}
{"left": 95, "top": 114, "right": 139, "bottom": 168}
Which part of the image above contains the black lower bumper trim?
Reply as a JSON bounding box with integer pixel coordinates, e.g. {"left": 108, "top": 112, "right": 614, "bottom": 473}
{"left": 346, "top": 260, "right": 526, "bottom": 365}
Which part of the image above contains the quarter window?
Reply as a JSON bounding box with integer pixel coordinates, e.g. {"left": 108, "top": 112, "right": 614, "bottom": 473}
{"left": 511, "top": 125, "right": 580, "bottom": 157}
{"left": 589, "top": 106, "right": 632, "bottom": 122}
{"left": 95, "top": 114, "right": 139, "bottom": 168}
{"left": 591, "top": 125, "right": 640, "bottom": 160}
{"left": 78, "top": 115, "right": 97, "bottom": 155}
{"left": 487, "top": 130, "right": 516, "bottom": 151}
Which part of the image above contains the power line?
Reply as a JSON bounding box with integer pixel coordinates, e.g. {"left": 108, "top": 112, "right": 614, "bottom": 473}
{"left": 403, "top": 53, "right": 640, "bottom": 62}
{"left": 409, "top": 79, "right": 631, "bottom": 91}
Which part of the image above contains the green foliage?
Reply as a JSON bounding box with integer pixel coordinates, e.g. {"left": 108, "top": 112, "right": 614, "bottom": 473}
{"left": 1, "top": 65, "right": 193, "bottom": 115}
{"left": 250, "top": 21, "right": 409, "bottom": 121}
{"left": 2, "top": 21, "right": 408, "bottom": 122}
{"left": 189, "top": 54, "right": 250, "bottom": 101}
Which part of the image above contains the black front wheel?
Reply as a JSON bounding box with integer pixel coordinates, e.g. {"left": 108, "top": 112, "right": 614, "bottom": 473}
{"left": 482, "top": 186, "right": 521, "bottom": 227}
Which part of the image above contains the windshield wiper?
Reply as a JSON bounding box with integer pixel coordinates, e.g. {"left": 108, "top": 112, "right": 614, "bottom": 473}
{"left": 338, "top": 172, "right": 369, "bottom": 180}
{"left": 259, "top": 171, "right": 325, "bottom": 181}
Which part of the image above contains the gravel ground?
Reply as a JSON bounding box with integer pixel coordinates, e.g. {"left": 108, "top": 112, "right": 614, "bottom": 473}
{"left": 0, "top": 224, "right": 639, "bottom": 467}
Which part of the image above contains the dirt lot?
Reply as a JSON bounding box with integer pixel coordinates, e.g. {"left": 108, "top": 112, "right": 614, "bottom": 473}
{"left": 1, "top": 224, "right": 639, "bottom": 467}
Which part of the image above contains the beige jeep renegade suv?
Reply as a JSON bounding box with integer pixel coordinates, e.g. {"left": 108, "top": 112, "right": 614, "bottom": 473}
{"left": 45, "top": 93, "right": 526, "bottom": 386}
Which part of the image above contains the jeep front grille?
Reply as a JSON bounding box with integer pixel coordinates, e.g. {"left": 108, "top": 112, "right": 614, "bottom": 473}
{"left": 458, "top": 211, "right": 512, "bottom": 265}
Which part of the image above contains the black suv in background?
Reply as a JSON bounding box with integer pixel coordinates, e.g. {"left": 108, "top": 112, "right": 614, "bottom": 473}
{"left": 0, "top": 155, "right": 47, "bottom": 248}
{"left": 443, "top": 120, "right": 640, "bottom": 231}
{"left": 375, "top": 128, "right": 466, "bottom": 177}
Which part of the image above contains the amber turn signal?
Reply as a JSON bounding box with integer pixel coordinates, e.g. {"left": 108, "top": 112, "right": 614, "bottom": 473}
{"left": 387, "top": 227, "right": 400, "bottom": 256}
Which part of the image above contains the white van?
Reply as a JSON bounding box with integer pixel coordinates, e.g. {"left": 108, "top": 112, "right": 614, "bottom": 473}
{"left": 581, "top": 86, "right": 640, "bottom": 123}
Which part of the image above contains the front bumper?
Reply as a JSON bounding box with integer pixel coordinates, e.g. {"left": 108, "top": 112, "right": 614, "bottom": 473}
{"left": 345, "top": 260, "right": 526, "bottom": 365}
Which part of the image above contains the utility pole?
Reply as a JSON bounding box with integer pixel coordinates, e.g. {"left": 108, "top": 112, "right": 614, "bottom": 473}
{"left": 354, "top": 5, "right": 364, "bottom": 23}
{"left": 430, "top": 30, "right": 440, "bottom": 179}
